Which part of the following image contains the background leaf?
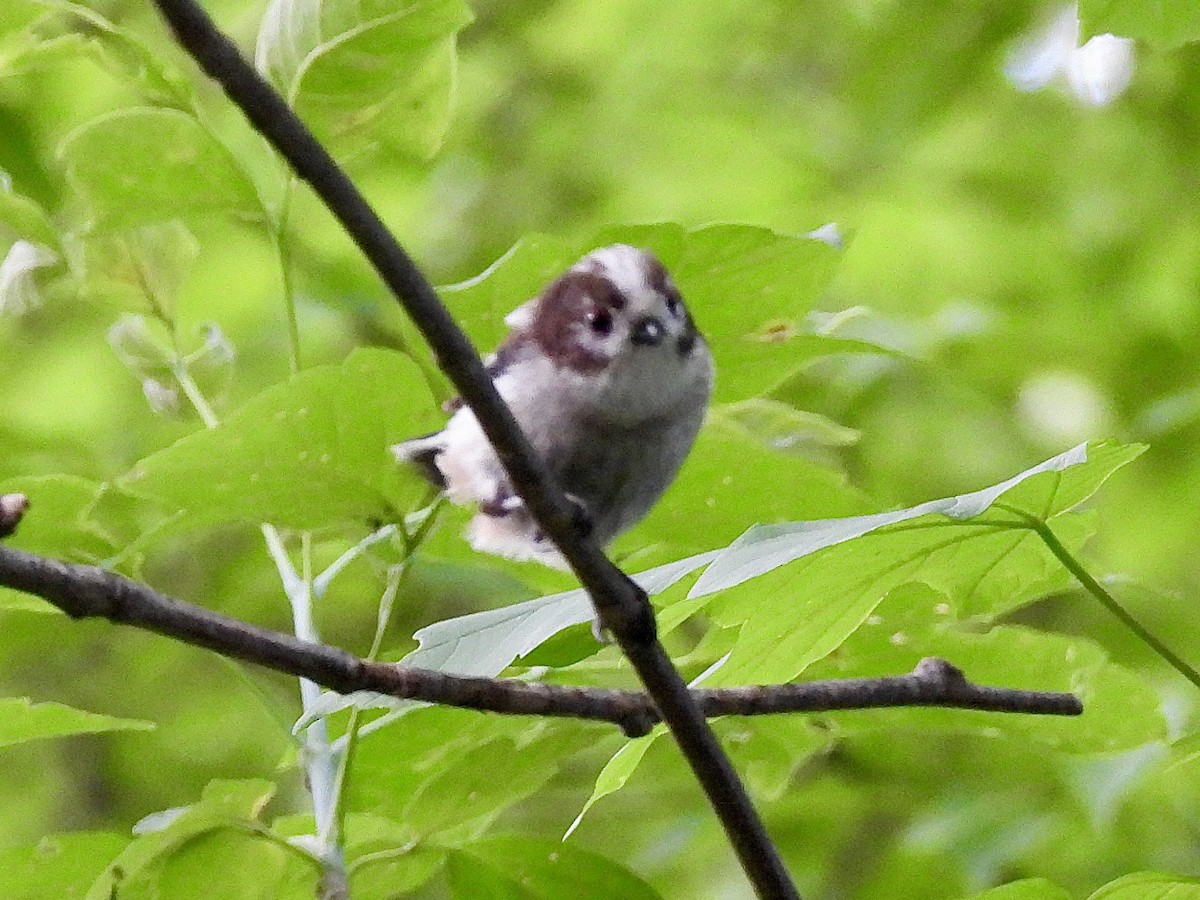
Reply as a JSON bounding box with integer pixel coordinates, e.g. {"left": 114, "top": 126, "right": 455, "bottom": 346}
{"left": 59, "top": 109, "right": 264, "bottom": 230}
{"left": 256, "top": 0, "right": 474, "bottom": 159}
{"left": 119, "top": 348, "right": 440, "bottom": 531}
{"left": 0, "top": 698, "right": 153, "bottom": 748}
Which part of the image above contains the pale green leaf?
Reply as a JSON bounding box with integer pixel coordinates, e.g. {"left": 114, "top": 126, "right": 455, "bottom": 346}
{"left": 120, "top": 348, "right": 441, "bottom": 531}
{"left": 256, "top": 0, "right": 474, "bottom": 159}
{"left": 965, "top": 879, "right": 1073, "bottom": 900}
{"left": 1087, "top": 872, "right": 1200, "bottom": 900}
{"left": 0, "top": 697, "right": 154, "bottom": 748}
{"left": 1081, "top": 0, "right": 1200, "bottom": 49}
{"left": 59, "top": 109, "right": 263, "bottom": 230}
{"left": 452, "top": 835, "right": 662, "bottom": 899}
{"left": 85, "top": 780, "right": 279, "bottom": 900}
{"left": 439, "top": 223, "right": 852, "bottom": 402}
{"left": 684, "top": 442, "right": 1141, "bottom": 684}
{"left": 0, "top": 833, "right": 128, "bottom": 900}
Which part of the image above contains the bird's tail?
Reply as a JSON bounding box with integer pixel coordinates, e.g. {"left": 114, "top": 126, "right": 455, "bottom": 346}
{"left": 390, "top": 432, "right": 447, "bottom": 488}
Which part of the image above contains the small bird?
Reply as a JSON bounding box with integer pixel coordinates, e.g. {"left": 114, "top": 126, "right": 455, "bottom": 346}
{"left": 392, "top": 244, "right": 714, "bottom": 567}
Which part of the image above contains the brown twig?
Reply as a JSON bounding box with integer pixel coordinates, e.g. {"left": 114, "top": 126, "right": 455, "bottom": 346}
{"left": 0, "top": 544, "right": 1082, "bottom": 739}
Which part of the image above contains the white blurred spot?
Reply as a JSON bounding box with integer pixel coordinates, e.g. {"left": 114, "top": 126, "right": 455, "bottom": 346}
{"left": 1016, "top": 370, "right": 1114, "bottom": 446}
{"left": 1004, "top": 4, "right": 1134, "bottom": 107}
{"left": 1066, "top": 33, "right": 1135, "bottom": 106}
{"left": 141, "top": 378, "right": 181, "bottom": 416}
{"left": 805, "top": 222, "right": 843, "bottom": 250}
{"left": 0, "top": 240, "right": 57, "bottom": 316}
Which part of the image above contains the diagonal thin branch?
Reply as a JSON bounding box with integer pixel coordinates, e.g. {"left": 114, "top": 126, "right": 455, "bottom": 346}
{"left": 0, "top": 541, "right": 1082, "bottom": 739}
{"left": 145, "top": 1, "right": 799, "bottom": 895}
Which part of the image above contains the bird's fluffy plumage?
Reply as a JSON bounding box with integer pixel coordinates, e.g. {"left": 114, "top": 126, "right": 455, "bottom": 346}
{"left": 392, "top": 244, "right": 713, "bottom": 567}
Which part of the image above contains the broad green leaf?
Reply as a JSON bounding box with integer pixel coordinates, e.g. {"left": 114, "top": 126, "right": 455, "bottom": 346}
{"left": 346, "top": 708, "right": 593, "bottom": 837}
{"left": 0, "top": 185, "right": 59, "bottom": 250}
{"left": 1081, "top": 0, "right": 1200, "bottom": 49}
{"left": 0, "top": 474, "right": 118, "bottom": 565}
{"left": 59, "top": 109, "right": 263, "bottom": 230}
{"left": 1164, "top": 731, "right": 1200, "bottom": 777}
{"left": 1088, "top": 872, "right": 1200, "bottom": 899}
{"left": 0, "top": 832, "right": 128, "bottom": 900}
{"left": 623, "top": 419, "right": 868, "bottom": 554}
{"left": 714, "top": 397, "right": 861, "bottom": 454}
{"left": 0, "top": 697, "right": 153, "bottom": 748}
{"left": 79, "top": 222, "right": 200, "bottom": 315}
{"left": 86, "top": 780, "right": 279, "bottom": 900}
{"left": 679, "top": 442, "right": 1141, "bottom": 684}
{"left": 965, "top": 881, "right": 1073, "bottom": 900}
{"left": 451, "top": 835, "right": 662, "bottom": 899}
{"left": 343, "top": 814, "right": 446, "bottom": 896}
{"left": 0, "top": 481, "right": 107, "bottom": 614}
{"left": 439, "top": 223, "right": 853, "bottom": 402}
{"left": 120, "top": 829, "right": 318, "bottom": 900}
{"left": 803, "top": 586, "right": 1166, "bottom": 753}
{"left": 120, "top": 348, "right": 440, "bottom": 531}
{"left": 256, "top": 0, "right": 474, "bottom": 159}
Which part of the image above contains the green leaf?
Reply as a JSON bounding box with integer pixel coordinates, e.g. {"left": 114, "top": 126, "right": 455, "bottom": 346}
{"left": 256, "top": 0, "right": 474, "bottom": 159}
{"left": 0, "top": 185, "right": 59, "bottom": 250}
{"left": 1080, "top": 0, "right": 1200, "bottom": 49}
{"left": 566, "top": 733, "right": 658, "bottom": 838}
{"left": 120, "top": 348, "right": 440, "bottom": 531}
{"left": 346, "top": 708, "right": 593, "bottom": 837}
{"left": 680, "top": 442, "right": 1140, "bottom": 684}
{"left": 965, "top": 881, "right": 1073, "bottom": 900}
{"left": 122, "top": 829, "right": 318, "bottom": 900}
{"left": 59, "top": 108, "right": 263, "bottom": 230}
{"left": 804, "top": 585, "right": 1166, "bottom": 753}
{"left": 85, "top": 780, "right": 280, "bottom": 900}
{"left": 622, "top": 419, "right": 868, "bottom": 555}
{"left": 1087, "top": 872, "right": 1200, "bottom": 899}
{"left": 450, "top": 835, "right": 662, "bottom": 899}
{"left": 0, "top": 475, "right": 122, "bottom": 611}
{"left": 0, "top": 832, "right": 128, "bottom": 900}
{"left": 344, "top": 814, "right": 446, "bottom": 896}
{"left": 0, "top": 697, "right": 153, "bottom": 748}
{"left": 714, "top": 397, "right": 861, "bottom": 454}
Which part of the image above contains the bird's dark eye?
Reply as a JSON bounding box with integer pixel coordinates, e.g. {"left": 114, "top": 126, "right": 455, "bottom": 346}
{"left": 587, "top": 308, "right": 614, "bottom": 335}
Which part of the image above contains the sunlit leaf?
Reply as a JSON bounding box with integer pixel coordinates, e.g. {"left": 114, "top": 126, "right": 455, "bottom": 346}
{"left": 678, "top": 442, "right": 1141, "bottom": 685}
{"left": 59, "top": 109, "right": 263, "bottom": 230}
{"left": 0, "top": 698, "right": 153, "bottom": 748}
{"left": 85, "top": 780, "right": 280, "bottom": 900}
{"left": 439, "top": 223, "right": 857, "bottom": 402}
{"left": 256, "top": 0, "right": 474, "bottom": 159}
{"left": 450, "top": 835, "right": 662, "bottom": 899}
{"left": 1087, "top": 872, "right": 1200, "bottom": 899}
{"left": 120, "top": 349, "right": 440, "bottom": 531}
{"left": 0, "top": 833, "right": 128, "bottom": 900}
{"left": 1080, "top": 0, "right": 1200, "bottom": 49}
{"left": 965, "top": 878, "right": 1073, "bottom": 899}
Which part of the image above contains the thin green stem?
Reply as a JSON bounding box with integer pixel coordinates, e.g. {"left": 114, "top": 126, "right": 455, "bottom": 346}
{"left": 174, "top": 364, "right": 221, "bottom": 429}
{"left": 1028, "top": 515, "right": 1200, "bottom": 692}
{"left": 273, "top": 175, "right": 302, "bottom": 375}
{"left": 329, "top": 563, "right": 407, "bottom": 847}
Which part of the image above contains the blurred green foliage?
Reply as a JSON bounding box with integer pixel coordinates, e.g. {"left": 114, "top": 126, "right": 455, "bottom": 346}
{"left": 1, "top": 0, "right": 1199, "bottom": 897}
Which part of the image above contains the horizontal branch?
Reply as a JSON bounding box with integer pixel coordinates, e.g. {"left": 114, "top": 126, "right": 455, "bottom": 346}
{"left": 0, "top": 529, "right": 1081, "bottom": 739}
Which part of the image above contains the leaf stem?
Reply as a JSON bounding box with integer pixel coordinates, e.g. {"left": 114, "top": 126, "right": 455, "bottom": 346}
{"left": 1030, "top": 516, "right": 1200, "bottom": 692}
{"left": 273, "top": 175, "right": 301, "bottom": 375}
